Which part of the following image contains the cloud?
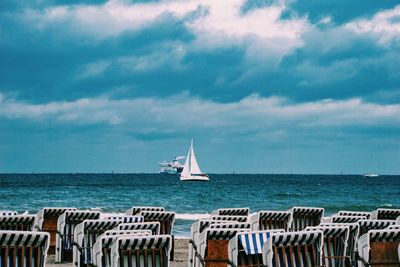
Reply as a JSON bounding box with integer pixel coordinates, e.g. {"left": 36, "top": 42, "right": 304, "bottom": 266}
{"left": 346, "top": 5, "right": 400, "bottom": 45}
{"left": 1, "top": 93, "right": 399, "bottom": 134}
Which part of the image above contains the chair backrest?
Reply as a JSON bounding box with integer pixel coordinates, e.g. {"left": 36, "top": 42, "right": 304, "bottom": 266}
{"left": 111, "top": 235, "right": 172, "bottom": 267}
{"left": 0, "top": 215, "right": 36, "bottom": 231}
{"left": 117, "top": 222, "right": 161, "bottom": 235}
{"left": 211, "top": 208, "right": 250, "bottom": 216}
{"left": 0, "top": 230, "right": 50, "bottom": 267}
{"left": 249, "top": 211, "right": 291, "bottom": 231}
{"left": 288, "top": 207, "right": 324, "bottom": 231}
{"left": 140, "top": 211, "right": 175, "bottom": 235}
{"left": 228, "top": 230, "right": 285, "bottom": 267}
{"left": 73, "top": 219, "right": 124, "bottom": 266}
{"left": 209, "top": 215, "right": 248, "bottom": 222}
{"left": 331, "top": 215, "right": 367, "bottom": 223}
{"left": 388, "top": 225, "right": 400, "bottom": 230}
{"left": 262, "top": 230, "right": 324, "bottom": 267}
{"left": 34, "top": 207, "right": 76, "bottom": 254}
{"left": 93, "top": 231, "right": 152, "bottom": 267}
{"left": 371, "top": 208, "right": 400, "bottom": 220}
{"left": 104, "top": 215, "right": 144, "bottom": 223}
{"left": 357, "top": 229, "right": 400, "bottom": 267}
{"left": 0, "top": 211, "right": 18, "bottom": 216}
{"left": 358, "top": 220, "right": 396, "bottom": 237}
{"left": 198, "top": 228, "right": 249, "bottom": 267}
{"left": 55, "top": 210, "right": 100, "bottom": 262}
{"left": 125, "top": 206, "right": 165, "bottom": 215}
{"left": 305, "top": 225, "right": 350, "bottom": 267}
{"left": 337, "top": 211, "right": 371, "bottom": 219}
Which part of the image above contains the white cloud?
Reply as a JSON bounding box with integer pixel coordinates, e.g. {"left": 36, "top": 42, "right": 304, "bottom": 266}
{"left": 1, "top": 93, "right": 399, "bottom": 133}
{"left": 346, "top": 5, "right": 400, "bottom": 45}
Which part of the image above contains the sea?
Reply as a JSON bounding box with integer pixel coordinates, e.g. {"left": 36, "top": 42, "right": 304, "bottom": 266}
{"left": 0, "top": 173, "right": 399, "bottom": 237}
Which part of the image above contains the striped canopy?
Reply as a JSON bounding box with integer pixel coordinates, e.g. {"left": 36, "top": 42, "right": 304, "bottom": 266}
{"left": 60, "top": 210, "right": 101, "bottom": 224}
{"left": 0, "top": 230, "right": 49, "bottom": 247}
{"left": 337, "top": 211, "right": 371, "bottom": 219}
{"left": 288, "top": 207, "right": 324, "bottom": 231}
{"left": 238, "top": 231, "right": 277, "bottom": 254}
{"left": 209, "top": 215, "right": 248, "bottom": 222}
{"left": 358, "top": 219, "right": 396, "bottom": 236}
{"left": 140, "top": 211, "right": 175, "bottom": 221}
{"left": 207, "top": 222, "right": 251, "bottom": 230}
{"left": 249, "top": 211, "right": 291, "bottom": 231}
{"left": 117, "top": 222, "right": 161, "bottom": 235}
{"left": 104, "top": 215, "right": 144, "bottom": 223}
{"left": 371, "top": 208, "right": 400, "bottom": 220}
{"left": 125, "top": 206, "right": 165, "bottom": 216}
{"left": 212, "top": 208, "right": 250, "bottom": 216}
{"left": 331, "top": 215, "right": 367, "bottom": 223}
{"left": 271, "top": 230, "right": 323, "bottom": 247}
{"left": 35, "top": 207, "right": 76, "bottom": 230}
{"left": 0, "top": 215, "right": 36, "bottom": 230}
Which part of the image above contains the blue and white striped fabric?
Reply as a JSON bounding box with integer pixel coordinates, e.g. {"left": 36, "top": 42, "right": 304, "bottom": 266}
{"left": 238, "top": 231, "right": 272, "bottom": 254}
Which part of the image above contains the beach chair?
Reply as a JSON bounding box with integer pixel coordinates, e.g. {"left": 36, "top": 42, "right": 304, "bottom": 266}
{"left": 34, "top": 207, "right": 76, "bottom": 254}
{"left": 371, "top": 208, "right": 400, "bottom": 220}
{"left": 0, "top": 214, "right": 36, "bottom": 231}
{"left": 357, "top": 229, "right": 400, "bottom": 267}
{"left": 117, "top": 222, "right": 161, "bottom": 235}
{"left": 189, "top": 220, "right": 241, "bottom": 267}
{"left": 104, "top": 215, "right": 144, "bottom": 223}
{"left": 110, "top": 235, "right": 172, "bottom": 267}
{"left": 262, "top": 230, "right": 324, "bottom": 267}
{"left": 0, "top": 211, "right": 18, "bottom": 216}
{"left": 55, "top": 210, "right": 100, "bottom": 263}
{"left": 196, "top": 228, "right": 249, "bottom": 267}
{"left": 249, "top": 211, "right": 291, "bottom": 231}
{"left": 228, "top": 230, "right": 284, "bottom": 267}
{"left": 358, "top": 220, "right": 396, "bottom": 237}
{"left": 209, "top": 215, "right": 248, "bottom": 222}
{"left": 330, "top": 215, "right": 368, "bottom": 224}
{"left": 320, "top": 223, "right": 360, "bottom": 266}
{"left": 0, "top": 230, "right": 50, "bottom": 267}
{"left": 125, "top": 206, "right": 165, "bottom": 215}
{"left": 288, "top": 207, "right": 324, "bottom": 231}
{"left": 211, "top": 208, "right": 250, "bottom": 217}
{"left": 93, "top": 230, "right": 152, "bottom": 267}
{"left": 305, "top": 225, "right": 350, "bottom": 267}
{"left": 73, "top": 219, "right": 124, "bottom": 267}
{"left": 337, "top": 211, "right": 371, "bottom": 219}
{"left": 139, "top": 211, "right": 175, "bottom": 235}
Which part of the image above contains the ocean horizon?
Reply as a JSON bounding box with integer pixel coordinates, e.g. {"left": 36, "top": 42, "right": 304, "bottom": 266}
{"left": 1, "top": 173, "right": 399, "bottom": 236}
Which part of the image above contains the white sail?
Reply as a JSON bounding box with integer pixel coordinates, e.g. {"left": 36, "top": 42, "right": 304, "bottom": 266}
{"left": 181, "top": 143, "right": 191, "bottom": 178}
{"left": 189, "top": 140, "right": 202, "bottom": 174}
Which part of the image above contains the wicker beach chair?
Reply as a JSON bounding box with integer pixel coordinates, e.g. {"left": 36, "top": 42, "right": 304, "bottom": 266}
{"left": 104, "top": 215, "right": 144, "bottom": 223}
{"left": 110, "top": 235, "right": 172, "bottom": 267}
{"left": 73, "top": 219, "right": 125, "bottom": 267}
{"left": 0, "top": 211, "right": 18, "bottom": 216}
{"left": 209, "top": 215, "right": 248, "bottom": 222}
{"left": 249, "top": 211, "right": 291, "bottom": 231}
{"left": 358, "top": 219, "right": 396, "bottom": 237}
{"left": 93, "top": 230, "right": 152, "bottom": 267}
{"left": 139, "top": 211, "right": 175, "bottom": 235}
{"left": 320, "top": 223, "right": 360, "bottom": 266}
{"left": 117, "top": 222, "right": 161, "bottom": 235}
{"left": 34, "top": 207, "right": 76, "bottom": 254}
{"left": 305, "top": 225, "right": 350, "bottom": 267}
{"left": 337, "top": 211, "right": 371, "bottom": 219}
{"left": 357, "top": 229, "right": 400, "bottom": 267}
{"left": 262, "top": 230, "right": 324, "bottom": 267}
{"left": 125, "top": 206, "right": 165, "bottom": 216}
{"left": 371, "top": 208, "right": 400, "bottom": 220}
{"left": 196, "top": 228, "right": 249, "bottom": 267}
{"left": 55, "top": 210, "right": 100, "bottom": 263}
{"left": 228, "top": 230, "right": 284, "bottom": 267}
{"left": 0, "top": 230, "right": 50, "bottom": 267}
{"left": 0, "top": 214, "right": 36, "bottom": 231}
{"left": 288, "top": 207, "right": 324, "bottom": 231}
{"left": 211, "top": 208, "right": 250, "bottom": 217}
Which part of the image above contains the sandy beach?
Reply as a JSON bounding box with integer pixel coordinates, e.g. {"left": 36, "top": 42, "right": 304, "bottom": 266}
{"left": 46, "top": 238, "right": 189, "bottom": 267}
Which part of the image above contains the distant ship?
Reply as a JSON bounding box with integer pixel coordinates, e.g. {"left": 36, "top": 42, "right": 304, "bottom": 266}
{"left": 180, "top": 139, "right": 209, "bottom": 181}
{"left": 364, "top": 173, "right": 379, "bottom": 177}
{"left": 159, "top": 156, "right": 185, "bottom": 174}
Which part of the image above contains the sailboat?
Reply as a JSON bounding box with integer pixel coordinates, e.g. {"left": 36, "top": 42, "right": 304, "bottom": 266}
{"left": 180, "top": 139, "right": 209, "bottom": 181}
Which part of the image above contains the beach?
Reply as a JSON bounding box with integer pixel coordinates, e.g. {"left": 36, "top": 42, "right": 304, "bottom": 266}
{"left": 46, "top": 238, "right": 188, "bottom": 267}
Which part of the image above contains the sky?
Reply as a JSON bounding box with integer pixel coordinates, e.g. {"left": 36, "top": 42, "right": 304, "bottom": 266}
{"left": 0, "top": 0, "right": 400, "bottom": 174}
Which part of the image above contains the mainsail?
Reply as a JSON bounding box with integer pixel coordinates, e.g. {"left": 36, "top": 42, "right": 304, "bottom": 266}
{"left": 180, "top": 139, "right": 208, "bottom": 181}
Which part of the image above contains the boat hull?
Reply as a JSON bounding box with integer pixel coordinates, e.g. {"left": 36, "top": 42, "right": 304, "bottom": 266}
{"left": 180, "top": 175, "right": 209, "bottom": 181}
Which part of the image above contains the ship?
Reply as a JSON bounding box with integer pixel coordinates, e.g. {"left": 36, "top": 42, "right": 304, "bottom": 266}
{"left": 158, "top": 156, "right": 185, "bottom": 174}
